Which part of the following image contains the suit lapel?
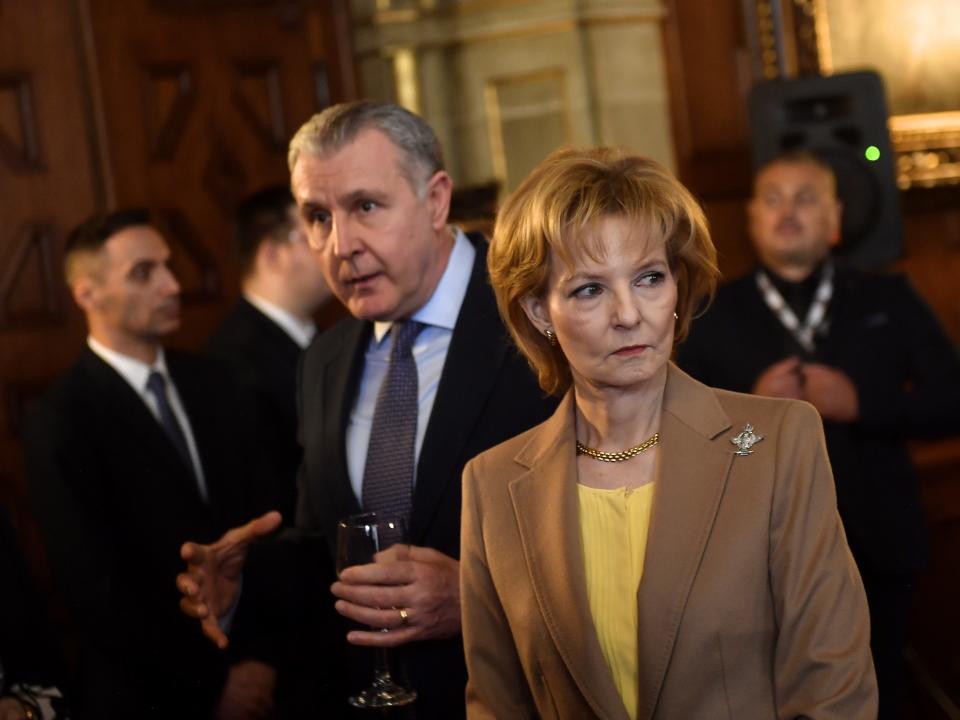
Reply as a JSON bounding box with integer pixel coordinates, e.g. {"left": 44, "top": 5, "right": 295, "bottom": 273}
{"left": 635, "top": 365, "right": 733, "bottom": 720}
{"left": 318, "top": 320, "right": 369, "bottom": 522}
{"left": 510, "top": 393, "right": 630, "bottom": 720}
{"left": 167, "top": 353, "right": 217, "bottom": 506}
{"left": 170, "top": 352, "right": 245, "bottom": 514}
{"left": 412, "top": 238, "right": 508, "bottom": 544}
{"left": 80, "top": 348, "right": 205, "bottom": 504}
{"left": 812, "top": 264, "right": 859, "bottom": 363}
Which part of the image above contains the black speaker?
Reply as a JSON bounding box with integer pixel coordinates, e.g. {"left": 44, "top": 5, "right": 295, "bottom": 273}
{"left": 748, "top": 71, "right": 903, "bottom": 269}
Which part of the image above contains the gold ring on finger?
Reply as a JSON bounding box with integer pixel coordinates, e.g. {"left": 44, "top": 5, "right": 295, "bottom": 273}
{"left": 398, "top": 607, "right": 410, "bottom": 627}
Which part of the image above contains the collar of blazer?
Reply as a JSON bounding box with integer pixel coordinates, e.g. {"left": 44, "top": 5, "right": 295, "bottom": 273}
{"left": 508, "top": 364, "right": 734, "bottom": 720}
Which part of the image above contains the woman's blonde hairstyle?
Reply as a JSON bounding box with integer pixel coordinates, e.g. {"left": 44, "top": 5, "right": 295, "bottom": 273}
{"left": 488, "top": 146, "right": 719, "bottom": 395}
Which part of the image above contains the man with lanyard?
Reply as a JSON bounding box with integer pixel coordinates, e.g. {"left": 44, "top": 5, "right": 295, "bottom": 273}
{"left": 677, "top": 151, "right": 960, "bottom": 719}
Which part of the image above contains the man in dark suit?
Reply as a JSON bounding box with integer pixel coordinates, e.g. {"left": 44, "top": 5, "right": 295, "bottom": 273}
{"left": 207, "top": 185, "right": 331, "bottom": 520}
{"left": 177, "top": 101, "right": 556, "bottom": 718}
{"left": 23, "top": 210, "right": 277, "bottom": 718}
{"left": 676, "top": 152, "right": 960, "bottom": 720}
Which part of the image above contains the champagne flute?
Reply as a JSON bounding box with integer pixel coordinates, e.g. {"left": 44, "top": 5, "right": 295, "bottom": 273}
{"left": 336, "top": 512, "right": 418, "bottom": 709}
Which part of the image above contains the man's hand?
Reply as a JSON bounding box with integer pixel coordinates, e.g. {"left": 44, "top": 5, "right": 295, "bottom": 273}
{"left": 752, "top": 356, "right": 805, "bottom": 399}
{"left": 331, "top": 544, "right": 460, "bottom": 648}
{"left": 215, "top": 659, "right": 277, "bottom": 720}
{"left": 177, "top": 511, "right": 282, "bottom": 649}
{"left": 801, "top": 363, "right": 860, "bottom": 423}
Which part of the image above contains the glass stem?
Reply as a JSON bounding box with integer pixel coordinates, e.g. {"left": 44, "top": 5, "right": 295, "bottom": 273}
{"left": 374, "top": 646, "right": 393, "bottom": 681}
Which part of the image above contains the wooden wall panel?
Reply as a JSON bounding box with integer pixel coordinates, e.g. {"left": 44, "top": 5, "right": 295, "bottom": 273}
{"left": 898, "top": 192, "right": 960, "bottom": 345}
{"left": 662, "top": 0, "right": 757, "bottom": 280}
{"left": 0, "top": 0, "right": 354, "bottom": 567}
{"left": 86, "top": 0, "right": 349, "bottom": 345}
{"left": 0, "top": 1, "right": 99, "bottom": 537}
{"left": 663, "top": 0, "right": 753, "bottom": 192}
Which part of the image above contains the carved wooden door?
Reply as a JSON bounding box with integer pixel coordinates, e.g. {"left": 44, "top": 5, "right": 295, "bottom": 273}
{"left": 0, "top": 0, "right": 354, "bottom": 559}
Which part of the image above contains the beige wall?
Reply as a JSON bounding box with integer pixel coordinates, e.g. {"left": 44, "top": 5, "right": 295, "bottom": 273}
{"left": 350, "top": 0, "right": 675, "bottom": 194}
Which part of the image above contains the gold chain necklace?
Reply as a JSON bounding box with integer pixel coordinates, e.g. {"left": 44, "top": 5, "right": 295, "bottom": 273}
{"left": 576, "top": 433, "right": 660, "bottom": 463}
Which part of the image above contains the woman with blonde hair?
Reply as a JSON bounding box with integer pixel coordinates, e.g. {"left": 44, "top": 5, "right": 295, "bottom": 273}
{"left": 460, "top": 147, "right": 877, "bottom": 719}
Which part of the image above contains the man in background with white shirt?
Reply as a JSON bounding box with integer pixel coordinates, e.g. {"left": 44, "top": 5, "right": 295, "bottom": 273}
{"left": 23, "top": 209, "right": 277, "bottom": 719}
{"left": 207, "top": 186, "right": 332, "bottom": 521}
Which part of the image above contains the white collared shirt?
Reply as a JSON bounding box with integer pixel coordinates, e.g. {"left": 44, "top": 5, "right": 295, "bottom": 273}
{"left": 244, "top": 292, "right": 317, "bottom": 350}
{"left": 87, "top": 336, "right": 209, "bottom": 501}
{"left": 345, "top": 229, "right": 476, "bottom": 503}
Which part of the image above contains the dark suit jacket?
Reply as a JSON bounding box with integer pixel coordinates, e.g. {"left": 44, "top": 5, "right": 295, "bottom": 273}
{"left": 243, "top": 233, "right": 557, "bottom": 718}
{"left": 207, "top": 297, "right": 304, "bottom": 520}
{"left": 677, "top": 265, "right": 960, "bottom": 574}
{"left": 22, "top": 348, "right": 274, "bottom": 719}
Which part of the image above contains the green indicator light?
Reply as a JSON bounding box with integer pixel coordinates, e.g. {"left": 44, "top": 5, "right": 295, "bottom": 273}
{"left": 865, "top": 145, "right": 881, "bottom": 161}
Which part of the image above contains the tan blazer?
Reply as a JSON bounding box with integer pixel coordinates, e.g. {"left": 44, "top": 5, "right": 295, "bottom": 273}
{"left": 460, "top": 364, "right": 877, "bottom": 719}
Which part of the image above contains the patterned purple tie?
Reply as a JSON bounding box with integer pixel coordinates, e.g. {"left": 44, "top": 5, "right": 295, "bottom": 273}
{"left": 362, "top": 321, "right": 425, "bottom": 523}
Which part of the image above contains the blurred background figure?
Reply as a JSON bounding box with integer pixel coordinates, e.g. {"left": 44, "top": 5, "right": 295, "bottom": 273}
{"left": 677, "top": 152, "right": 960, "bottom": 719}
{"left": 207, "top": 185, "right": 332, "bottom": 522}
{"left": 22, "top": 210, "right": 277, "bottom": 719}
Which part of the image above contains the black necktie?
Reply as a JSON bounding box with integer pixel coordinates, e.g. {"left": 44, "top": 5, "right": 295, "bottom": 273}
{"left": 362, "top": 321, "right": 425, "bottom": 523}
{"left": 145, "top": 371, "right": 194, "bottom": 475}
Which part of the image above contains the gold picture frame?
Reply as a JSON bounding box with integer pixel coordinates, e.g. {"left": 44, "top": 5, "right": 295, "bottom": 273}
{"left": 743, "top": 0, "right": 960, "bottom": 189}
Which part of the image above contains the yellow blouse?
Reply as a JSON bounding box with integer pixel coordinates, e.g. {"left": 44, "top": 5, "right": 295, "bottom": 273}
{"left": 577, "top": 482, "right": 655, "bottom": 720}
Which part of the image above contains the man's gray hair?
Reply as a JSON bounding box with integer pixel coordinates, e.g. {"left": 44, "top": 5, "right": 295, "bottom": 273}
{"left": 287, "top": 101, "right": 445, "bottom": 194}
